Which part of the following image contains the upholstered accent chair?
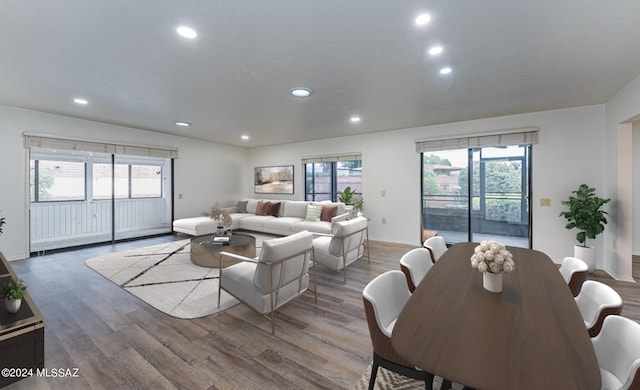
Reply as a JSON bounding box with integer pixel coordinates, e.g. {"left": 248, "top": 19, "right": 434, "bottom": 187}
{"left": 399, "top": 248, "right": 433, "bottom": 293}
{"left": 422, "top": 236, "right": 447, "bottom": 264}
{"left": 592, "top": 315, "right": 640, "bottom": 390}
{"left": 312, "top": 216, "right": 369, "bottom": 282}
{"left": 363, "top": 270, "right": 436, "bottom": 390}
{"left": 218, "top": 231, "right": 316, "bottom": 334}
{"left": 575, "top": 280, "right": 623, "bottom": 338}
{"left": 558, "top": 256, "right": 589, "bottom": 297}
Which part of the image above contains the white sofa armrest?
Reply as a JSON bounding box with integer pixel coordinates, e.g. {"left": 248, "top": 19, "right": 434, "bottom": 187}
{"left": 331, "top": 213, "right": 349, "bottom": 223}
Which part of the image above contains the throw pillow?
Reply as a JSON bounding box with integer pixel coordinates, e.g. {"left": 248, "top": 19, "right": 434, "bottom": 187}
{"left": 320, "top": 204, "right": 338, "bottom": 222}
{"left": 255, "top": 201, "right": 271, "bottom": 216}
{"left": 236, "top": 200, "right": 248, "bottom": 213}
{"left": 268, "top": 202, "right": 281, "bottom": 217}
{"left": 305, "top": 204, "right": 323, "bottom": 222}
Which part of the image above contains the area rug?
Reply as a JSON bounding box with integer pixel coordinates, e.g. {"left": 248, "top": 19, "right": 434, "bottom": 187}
{"left": 354, "top": 364, "right": 464, "bottom": 390}
{"left": 85, "top": 233, "right": 275, "bottom": 319}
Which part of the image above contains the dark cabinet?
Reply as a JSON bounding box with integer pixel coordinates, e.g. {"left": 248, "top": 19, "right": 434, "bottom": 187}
{"left": 0, "top": 252, "right": 45, "bottom": 388}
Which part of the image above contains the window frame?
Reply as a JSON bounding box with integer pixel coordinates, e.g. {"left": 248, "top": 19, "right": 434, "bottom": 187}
{"left": 304, "top": 159, "right": 362, "bottom": 202}
{"left": 30, "top": 158, "right": 88, "bottom": 203}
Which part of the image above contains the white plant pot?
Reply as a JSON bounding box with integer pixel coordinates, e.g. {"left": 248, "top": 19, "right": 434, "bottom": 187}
{"left": 5, "top": 298, "right": 22, "bottom": 314}
{"left": 574, "top": 245, "right": 595, "bottom": 272}
{"left": 483, "top": 272, "right": 503, "bottom": 293}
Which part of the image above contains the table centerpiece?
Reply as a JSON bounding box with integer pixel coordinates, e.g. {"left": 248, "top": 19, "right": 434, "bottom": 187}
{"left": 470, "top": 240, "right": 515, "bottom": 293}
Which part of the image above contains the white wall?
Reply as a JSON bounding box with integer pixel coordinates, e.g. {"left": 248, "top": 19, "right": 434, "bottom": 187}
{"left": 250, "top": 105, "right": 606, "bottom": 263}
{"left": 605, "top": 74, "right": 640, "bottom": 281}
{"left": 634, "top": 121, "right": 640, "bottom": 255}
{"left": 0, "top": 104, "right": 249, "bottom": 260}
{"left": 0, "top": 101, "right": 622, "bottom": 272}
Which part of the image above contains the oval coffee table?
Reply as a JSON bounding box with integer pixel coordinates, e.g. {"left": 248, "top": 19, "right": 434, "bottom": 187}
{"left": 190, "top": 233, "right": 256, "bottom": 268}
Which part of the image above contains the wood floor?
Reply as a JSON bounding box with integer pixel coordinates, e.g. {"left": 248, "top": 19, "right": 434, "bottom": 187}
{"left": 5, "top": 237, "right": 640, "bottom": 390}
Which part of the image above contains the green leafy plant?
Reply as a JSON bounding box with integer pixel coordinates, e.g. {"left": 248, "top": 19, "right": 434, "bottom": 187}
{"left": 338, "top": 186, "right": 363, "bottom": 211}
{"left": 2, "top": 278, "right": 27, "bottom": 301}
{"left": 559, "top": 184, "right": 611, "bottom": 247}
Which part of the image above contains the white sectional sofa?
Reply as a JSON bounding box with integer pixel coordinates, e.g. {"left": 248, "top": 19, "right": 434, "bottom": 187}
{"left": 173, "top": 198, "right": 350, "bottom": 237}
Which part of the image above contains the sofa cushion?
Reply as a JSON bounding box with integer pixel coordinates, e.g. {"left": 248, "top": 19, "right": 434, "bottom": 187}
{"left": 268, "top": 202, "right": 281, "bottom": 217}
{"left": 236, "top": 200, "right": 248, "bottom": 213}
{"left": 263, "top": 217, "right": 301, "bottom": 233}
{"left": 320, "top": 204, "right": 338, "bottom": 222}
{"left": 313, "top": 201, "right": 346, "bottom": 216}
{"left": 173, "top": 216, "right": 218, "bottom": 236}
{"left": 240, "top": 215, "right": 275, "bottom": 229}
{"left": 245, "top": 199, "right": 260, "bottom": 214}
{"left": 256, "top": 201, "right": 271, "bottom": 216}
{"left": 283, "top": 200, "right": 308, "bottom": 218}
{"left": 305, "top": 204, "right": 322, "bottom": 221}
{"left": 291, "top": 220, "right": 332, "bottom": 235}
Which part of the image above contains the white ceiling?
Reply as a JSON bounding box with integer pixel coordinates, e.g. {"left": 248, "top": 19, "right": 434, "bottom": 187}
{"left": 2, "top": 1, "right": 640, "bottom": 147}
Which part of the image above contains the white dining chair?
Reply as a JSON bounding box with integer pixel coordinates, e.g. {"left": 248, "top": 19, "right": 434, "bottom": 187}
{"left": 575, "top": 280, "right": 623, "bottom": 337}
{"left": 363, "top": 270, "right": 435, "bottom": 390}
{"left": 558, "top": 256, "right": 588, "bottom": 297}
{"left": 399, "top": 248, "right": 433, "bottom": 292}
{"left": 422, "top": 236, "right": 447, "bottom": 264}
{"left": 591, "top": 315, "right": 640, "bottom": 390}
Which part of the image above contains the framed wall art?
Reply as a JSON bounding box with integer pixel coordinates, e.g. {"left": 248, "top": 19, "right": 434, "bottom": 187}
{"left": 254, "top": 165, "right": 294, "bottom": 194}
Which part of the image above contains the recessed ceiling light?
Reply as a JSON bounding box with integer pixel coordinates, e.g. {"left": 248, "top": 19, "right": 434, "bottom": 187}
{"left": 415, "top": 13, "right": 431, "bottom": 26}
{"left": 176, "top": 26, "right": 197, "bottom": 39}
{"left": 350, "top": 116, "right": 361, "bottom": 123}
{"left": 428, "top": 46, "right": 443, "bottom": 56}
{"left": 290, "top": 87, "right": 312, "bottom": 97}
{"left": 241, "top": 135, "right": 250, "bottom": 140}
{"left": 439, "top": 67, "right": 452, "bottom": 75}
{"left": 175, "top": 121, "right": 191, "bottom": 127}
{"left": 73, "top": 98, "right": 88, "bottom": 105}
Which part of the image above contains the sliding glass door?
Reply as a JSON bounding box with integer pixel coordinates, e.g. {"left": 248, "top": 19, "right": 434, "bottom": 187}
{"left": 29, "top": 148, "right": 173, "bottom": 253}
{"left": 421, "top": 145, "right": 531, "bottom": 248}
{"left": 113, "top": 155, "right": 172, "bottom": 241}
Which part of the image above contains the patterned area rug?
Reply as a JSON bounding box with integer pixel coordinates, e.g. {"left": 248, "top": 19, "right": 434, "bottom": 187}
{"left": 354, "top": 364, "right": 464, "bottom": 390}
{"left": 85, "top": 233, "right": 274, "bottom": 319}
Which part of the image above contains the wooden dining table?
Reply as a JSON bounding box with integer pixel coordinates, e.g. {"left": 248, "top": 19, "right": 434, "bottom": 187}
{"left": 391, "top": 242, "right": 601, "bottom": 390}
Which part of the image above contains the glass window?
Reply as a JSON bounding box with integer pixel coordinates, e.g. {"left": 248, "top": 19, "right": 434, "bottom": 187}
{"left": 305, "top": 162, "right": 332, "bottom": 201}
{"left": 336, "top": 160, "right": 362, "bottom": 196}
{"left": 31, "top": 160, "right": 86, "bottom": 202}
{"left": 305, "top": 160, "right": 362, "bottom": 202}
{"left": 131, "top": 164, "right": 162, "bottom": 198}
{"left": 92, "top": 163, "right": 113, "bottom": 200}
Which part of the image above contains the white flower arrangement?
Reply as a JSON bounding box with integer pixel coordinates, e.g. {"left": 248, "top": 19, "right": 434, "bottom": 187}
{"left": 470, "top": 240, "right": 515, "bottom": 274}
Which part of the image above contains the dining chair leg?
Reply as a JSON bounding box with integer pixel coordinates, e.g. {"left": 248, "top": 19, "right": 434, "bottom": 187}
{"left": 368, "top": 359, "right": 379, "bottom": 390}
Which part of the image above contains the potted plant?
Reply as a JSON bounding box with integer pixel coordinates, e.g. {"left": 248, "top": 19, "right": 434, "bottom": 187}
{"left": 210, "top": 202, "right": 232, "bottom": 236}
{"left": 338, "top": 186, "right": 364, "bottom": 216}
{"left": 2, "top": 277, "right": 27, "bottom": 313}
{"left": 0, "top": 210, "right": 5, "bottom": 235}
{"left": 559, "top": 184, "right": 611, "bottom": 272}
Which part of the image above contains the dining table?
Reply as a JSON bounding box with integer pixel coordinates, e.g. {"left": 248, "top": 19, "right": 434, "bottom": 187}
{"left": 391, "top": 242, "right": 601, "bottom": 390}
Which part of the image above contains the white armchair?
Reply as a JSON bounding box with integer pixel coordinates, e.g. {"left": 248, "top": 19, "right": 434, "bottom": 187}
{"left": 218, "top": 230, "right": 315, "bottom": 334}
{"left": 312, "top": 216, "right": 369, "bottom": 282}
